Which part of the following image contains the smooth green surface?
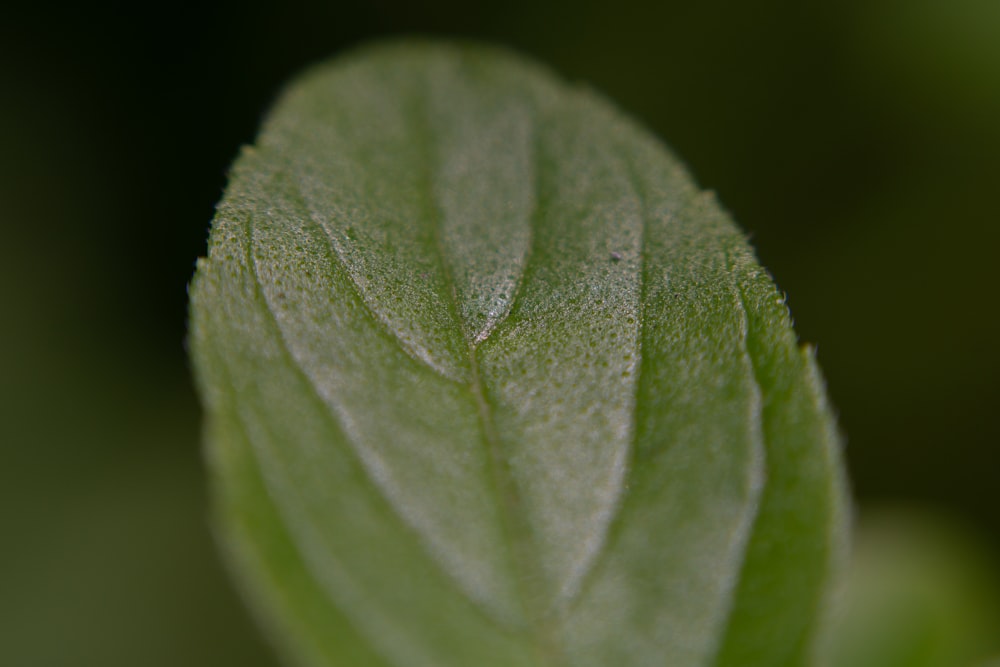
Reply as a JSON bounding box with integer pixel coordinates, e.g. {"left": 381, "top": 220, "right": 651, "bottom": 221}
{"left": 831, "top": 509, "right": 1000, "bottom": 667}
{"left": 190, "top": 42, "right": 847, "bottom": 667}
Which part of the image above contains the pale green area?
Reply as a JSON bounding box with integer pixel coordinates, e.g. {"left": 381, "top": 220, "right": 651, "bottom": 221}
{"left": 189, "top": 42, "right": 848, "bottom": 667}
{"left": 830, "top": 508, "right": 1000, "bottom": 667}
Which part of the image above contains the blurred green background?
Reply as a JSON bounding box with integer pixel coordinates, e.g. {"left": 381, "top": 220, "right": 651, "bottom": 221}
{"left": 2, "top": 1, "right": 998, "bottom": 665}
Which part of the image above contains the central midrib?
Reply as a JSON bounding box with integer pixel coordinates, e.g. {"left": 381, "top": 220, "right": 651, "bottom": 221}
{"left": 416, "top": 82, "right": 567, "bottom": 667}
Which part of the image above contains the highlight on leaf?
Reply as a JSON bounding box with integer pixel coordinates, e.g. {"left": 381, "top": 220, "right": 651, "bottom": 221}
{"left": 189, "top": 41, "right": 848, "bottom": 667}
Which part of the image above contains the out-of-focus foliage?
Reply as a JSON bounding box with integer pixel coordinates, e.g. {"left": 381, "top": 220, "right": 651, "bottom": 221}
{"left": 2, "top": 1, "right": 997, "bottom": 665}
{"left": 831, "top": 508, "right": 1000, "bottom": 667}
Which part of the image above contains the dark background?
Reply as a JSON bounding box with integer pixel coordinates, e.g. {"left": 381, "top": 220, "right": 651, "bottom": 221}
{"left": 2, "top": 1, "right": 998, "bottom": 665}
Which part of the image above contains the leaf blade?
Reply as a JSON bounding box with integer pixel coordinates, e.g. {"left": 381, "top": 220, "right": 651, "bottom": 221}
{"left": 190, "top": 41, "right": 848, "bottom": 667}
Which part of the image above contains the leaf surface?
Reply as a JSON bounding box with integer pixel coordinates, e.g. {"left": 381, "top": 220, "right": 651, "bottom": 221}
{"left": 190, "top": 42, "right": 847, "bottom": 667}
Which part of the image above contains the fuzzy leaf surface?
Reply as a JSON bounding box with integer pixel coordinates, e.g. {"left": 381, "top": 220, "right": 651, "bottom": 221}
{"left": 190, "top": 42, "right": 848, "bottom": 667}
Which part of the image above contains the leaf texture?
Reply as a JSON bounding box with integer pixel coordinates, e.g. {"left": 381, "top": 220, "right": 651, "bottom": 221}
{"left": 189, "top": 41, "right": 848, "bottom": 667}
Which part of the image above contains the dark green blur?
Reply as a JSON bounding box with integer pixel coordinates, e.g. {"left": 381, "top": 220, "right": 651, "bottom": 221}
{"left": 2, "top": 1, "right": 997, "bottom": 665}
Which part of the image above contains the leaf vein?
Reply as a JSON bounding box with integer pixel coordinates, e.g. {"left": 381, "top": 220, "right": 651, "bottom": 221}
{"left": 417, "top": 83, "right": 566, "bottom": 666}
{"left": 707, "top": 250, "right": 771, "bottom": 667}
{"left": 561, "top": 149, "right": 648, "bottom": 612}
{"left": 220, "top": 400, "right": 396, "bottom": 667}
{"left": 237, "top": 207, "right": 511, "bottom": 645}
{"left": 472, "top": 120, "right": 539, "bottom": 347}
{"left": 283, "top": 173, "right": 462, "bottom": 384}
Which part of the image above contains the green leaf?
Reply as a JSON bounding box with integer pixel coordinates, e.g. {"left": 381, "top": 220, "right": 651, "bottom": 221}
{"left": 189, "top": 41, "right": 848, "bottom": 667}
{"left": 830, "top": 508, "right": 1000, "bottom": 667}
